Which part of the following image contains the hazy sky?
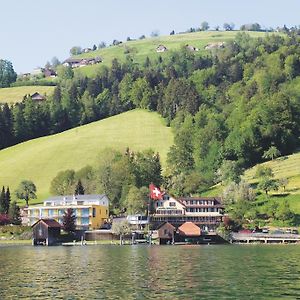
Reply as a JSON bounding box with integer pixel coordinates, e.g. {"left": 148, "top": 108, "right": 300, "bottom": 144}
{"left": 1, "top": 0, "right": 299, "bottom": 73}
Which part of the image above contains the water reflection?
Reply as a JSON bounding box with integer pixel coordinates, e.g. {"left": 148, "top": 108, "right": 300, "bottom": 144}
{"left": 0, "top": 245, "right": 300, "bottom": 299}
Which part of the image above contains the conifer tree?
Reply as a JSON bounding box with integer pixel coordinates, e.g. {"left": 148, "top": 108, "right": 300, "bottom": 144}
{"left": 8, "top": 201, "right": 21, "bottom": 225}
{"left": 62, "top": 208, "right": 76, "bottom": 233}
{"left": 4, "top": 187, "right": 11, "bottom": 214}
{"left": 75, "top": 179, "right": 85, "bottom": 195}
{"left": 0, "top": 186, "right": 5, "bottom": 214}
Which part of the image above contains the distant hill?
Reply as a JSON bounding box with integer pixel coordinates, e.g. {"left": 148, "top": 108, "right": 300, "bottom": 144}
{"left": 0, "top": 109, "right": 173, "bottom": 203}
{"left": 72, "top": 31, "right": 270, "bottom": 77}
{"left": 0, "top": 86, "right": 55, "bottom": 104}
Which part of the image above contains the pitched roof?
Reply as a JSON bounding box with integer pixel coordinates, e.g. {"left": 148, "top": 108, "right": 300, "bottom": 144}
{"left": 157, "top": 221, "right": 175, "bottom": 231}
{"left": 178, "top": 222, "right": 201, "bottom": 236}
{"left": 32, "top": 219, "right": 61, "bottom": 228}
{"left": 31, "top": 92, "right": 45, "bottom": 101}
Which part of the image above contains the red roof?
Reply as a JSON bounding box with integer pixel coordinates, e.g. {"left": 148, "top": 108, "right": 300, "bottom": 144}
{"left": 32, "top": 219, "right": 61, "bottom": 228}
{"left": 178, "top": 222, "right": 201, "bottom": 236}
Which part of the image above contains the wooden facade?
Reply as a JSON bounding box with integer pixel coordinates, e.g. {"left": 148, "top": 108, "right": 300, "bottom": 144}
{"left": 32, "top": 219, "right": 61, "bottom": 246}
{"left": 152, "top": 222, "right": 175, "bottom": 244}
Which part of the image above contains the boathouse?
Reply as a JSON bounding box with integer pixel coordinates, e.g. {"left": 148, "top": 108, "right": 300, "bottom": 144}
{"left": 152, "top": 222, "right": 175, "bottom": 245}
{"left": 32, "top": 219, "right": 61, "bottom": 246}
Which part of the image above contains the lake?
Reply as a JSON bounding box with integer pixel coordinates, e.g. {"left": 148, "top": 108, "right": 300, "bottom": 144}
{"left": 0, "top": 244, "right": 300, "bottom": 299}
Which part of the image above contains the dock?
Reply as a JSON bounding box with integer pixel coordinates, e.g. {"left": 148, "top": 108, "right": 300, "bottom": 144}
{"left": 231, "top": 232, "right": 300, "bottom": 244}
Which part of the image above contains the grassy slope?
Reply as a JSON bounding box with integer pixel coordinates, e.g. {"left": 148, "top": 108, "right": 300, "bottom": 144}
{"left": 204, "top": 152, "right": 300, "bottom": 213}
{"left": 73, "top": 31, "right": 269, "bottom": 77}
{"left": 0, "top": 86, "right": 55, "bottom": 104}
{"left": 0, "top": 109, "right": 173, "bottom": 204}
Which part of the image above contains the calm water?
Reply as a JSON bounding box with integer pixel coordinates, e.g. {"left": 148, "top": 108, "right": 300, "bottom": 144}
{"left": 0, "top": 244, "right": 300, "bottom": 299}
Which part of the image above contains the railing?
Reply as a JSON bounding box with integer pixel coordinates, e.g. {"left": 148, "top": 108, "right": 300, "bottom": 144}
{"left": 232, "top": 232, "right": 300, "bottom": 240}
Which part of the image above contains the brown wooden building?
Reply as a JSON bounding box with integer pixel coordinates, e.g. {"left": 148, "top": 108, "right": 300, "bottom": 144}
{"left": 32, "top": 219, "right": 61, "bottom": 246}
{"left": 152, "top": 222, "right": 175, "bottom": 244}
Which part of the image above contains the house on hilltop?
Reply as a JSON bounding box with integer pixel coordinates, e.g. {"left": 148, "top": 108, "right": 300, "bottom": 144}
{"left": 186, "top": 44, "right": 199, "bottom": 52}
{"left": 156, "top": 45, "right": 168, "bottom": 53}
{"left": 204, "top": 42, "right": 225, "bottom": 50}
{"left": 63, "top": 57, "right": 102, "bottom": 68}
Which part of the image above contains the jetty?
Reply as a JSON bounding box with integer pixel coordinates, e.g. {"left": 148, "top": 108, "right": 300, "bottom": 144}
{"left": 231, "top": 232, "right": 300, "bottom": 244}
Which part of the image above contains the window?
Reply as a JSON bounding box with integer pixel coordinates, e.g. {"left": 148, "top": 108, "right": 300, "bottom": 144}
{"left": 169, "top": 202, "right": 176, "bottom": 207}
{"left": 92, "top": 208, "right": 96, "bottom": 218}
{"left": 81, "top": 208, "right": 89, "bottom": 217}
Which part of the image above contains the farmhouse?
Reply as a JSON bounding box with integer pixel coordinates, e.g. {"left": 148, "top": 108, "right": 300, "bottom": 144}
{"left": 44, "top": 69, "right": 57, "bottom": 78}
{"left": 186, "top": 44, "right": 199, "bottom": 52}
{"left": 204, "top": 42, "right": 225, "bottom": 50}
{"left": 32, "top": 219, "right": 61, "bottom": 246}
{"left": 156, "top": 45, "right": 168, "bottom": 52}
{"left": 27, "top": 194, "right": 109, "bottom": 230}
{"left": 31, "top": 92, "right": 46, "bottom": 102}
{"left": 63, "top": 57, "right": 102, "bottom": 68}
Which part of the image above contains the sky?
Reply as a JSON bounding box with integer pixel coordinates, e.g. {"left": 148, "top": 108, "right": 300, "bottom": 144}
{"left": 0, "top": 0, "right": 299, "bottom": 73}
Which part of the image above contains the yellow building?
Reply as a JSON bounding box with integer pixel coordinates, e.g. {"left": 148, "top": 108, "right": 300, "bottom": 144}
{"left": 27, "top": 194, "right": 109, "bottom": 230}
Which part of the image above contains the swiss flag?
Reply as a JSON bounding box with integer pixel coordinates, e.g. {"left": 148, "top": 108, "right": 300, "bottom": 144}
{"left": 149, "top": 183, "right": 164, "bottom": 200}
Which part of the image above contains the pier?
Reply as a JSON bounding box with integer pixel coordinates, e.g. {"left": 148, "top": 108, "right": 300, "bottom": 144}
{"left": 231, "top": 232, "right": 300, "bottom": 244}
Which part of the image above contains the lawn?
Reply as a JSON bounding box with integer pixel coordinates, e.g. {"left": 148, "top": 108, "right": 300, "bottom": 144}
{"left": 0, "top": 109, "right": 173, "bottom": 204}
{"left": 73, "top": 31, "right": 270, "bottom": 77}
{"left": 0, "top": 86, "right": 55, "bottom": 104}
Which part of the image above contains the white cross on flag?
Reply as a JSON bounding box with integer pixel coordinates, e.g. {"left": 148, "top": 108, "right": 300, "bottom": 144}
{"left": 149, "top": 183, "right": 163, "bottom": 200}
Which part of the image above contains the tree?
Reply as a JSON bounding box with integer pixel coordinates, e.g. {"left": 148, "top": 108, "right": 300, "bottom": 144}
{"left": 257, "top": 177, "right": 278, "bottom": 195}
{"left": 124, "top": 185, "right": 147, "bottom": 215}
{"left": 0, "top": 186, "right": 5, "bottom": 214}
{"left": 51, "top": 56, "right": 61, "bottom": 68}
{"left": 62, "top": 208, "right": 76, "bottom": 233}
{"left": 8, "top": 201, "right": 21, "bottom": 225}
{"left": 223, "top": 180, "right": 256, "bottom": 205}
{"left": 255, "top": 166, "right": 274, "bottom": 179}
{"left": 50, "top": 169, "right": 76, "bottom": 195}
{"left": 70, "top": 46, "right": 82, "bottom": 56}
{"left": 75, "top": 179, "right": 85, "bottom": 195}
{"left": 201, "top": 21, "right": 209, "bottom": 31}
{"left": 112, "top": 220, "right": 131, "bottom": 245}
{"left": 4, "top": 187, "right": 11, "bottom": 214}
{"left": 262, "top": 146, "right": 281, "bottom": 161}
{"left": 223, "top": 23, "right": 235, "bottom": 31}
{"left": 98, "top": 41, "right": 106, "bottom": 49}
{"left": 15, "top": 180, "right": 37, "bottom": 207}
{"left": 0, "top": 59, "right": 17, "bottom": 87}
{"left": 278, "top": 177, "right": 289, "bottom": 192}
{"left": 266, "top": 201, "right": 279, "bottom": 219}
{"left": 56, "top": 65, "right": 74, "bottom": 80}
{"left": 216, "top": 160, "right": 243, "bottom": 185}
{"left": 150, "top": 30, "right": 159, "bottom": 37}
{"left": 276, "top": 201, "right": 294, "bottom": 222}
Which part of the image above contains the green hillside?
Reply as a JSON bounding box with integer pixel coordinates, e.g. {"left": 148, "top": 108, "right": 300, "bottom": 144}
{"left": 74, "top": 31, "right": 269, "bottom": 77}
{"left": 0, "top": 86, "right": 55, "bottom": 104}
{"left": 0, "top": 109, "right": 173, "bottom": 204}
{"left": 204, "top": 152, "right": 300, "bottom": 214}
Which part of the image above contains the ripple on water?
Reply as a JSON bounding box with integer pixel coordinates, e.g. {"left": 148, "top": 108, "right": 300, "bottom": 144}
{"left": 1, "top": 244, "right": 300, "bottom": 299}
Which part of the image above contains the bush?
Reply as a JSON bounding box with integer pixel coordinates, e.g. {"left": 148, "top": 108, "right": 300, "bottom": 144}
{"left": 0, "top": 214, "right": 10, "bottom": 225}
